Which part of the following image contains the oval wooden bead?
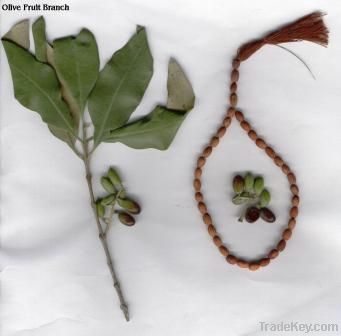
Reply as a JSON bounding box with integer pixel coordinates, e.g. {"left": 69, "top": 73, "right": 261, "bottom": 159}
{"left": 260, "top": 258, "right": 270, "bottom": 267}
{"left": 256, "top": 138, "right": 266, "bottom": 149}
{"left": 197, "top": 156, "right": 206, "bottom": 168}
{"left": 193, "top": 179, "right": 201, "bottom": 190}
{"left": 223, "top": 116, "right": 231, "bottom": 127}
{"left": 235, "top": 110, "right": 244, "bottom": 121}
{"left": 237, "top": 259, "right": 249, "bottom": 268}
{"left": 194, "top": 168, "right": 202, "bottom": 179}
{"left": 283, "top": 228, "right": 292, "bottom": 241}
{"left": 203, "top": 213, "right": 212, "bottom": 225}
{"left": 241, "top": 121, "right": 251, "bottom": 132}
{"left": 290, "top": 184, "right": 299, "bottom": 195}
{"left": 230, "top": 93, "right": 238, "bottom": 107}
{"left": 203, "top": 146, "right": 212, "bottom": 158}
{"left": 288, "top": 218, "right": 296, "bottom": 230}
{"left": 210, "top": 136, "right": 219, "bottom": 147}
{"left": 292, "top": 195, "right": 300, "bottom": 206}
{"left": 265, "top": 146, "right": 276, "bottom": 159}
{"left": 227, "top": 107, "right": 235, "bottom": 117}
{"left": 208, "top": 224, "right": 217, "bottom": 237}
{"left": 219, "top": 245, "right": 229, "bottom": 257}
{"left": 230, "top": 82, "right": 237, "bottom": 93}
{"left": 217, "top": 126, "right": 226, "bottom": 138}
{"left": 268, "top": 249, "right": 279, "bottom": 259}
{"left": 282, "top": 164, "right": 290, "bottom": 175}
{"left": 198, "top": 202, "right": 207, "bottom": 214}
{"left": 226, "top": 255, "right": 237, "bottom": 264}
{"left": 213, "top": 235, "right": 222, "bottom": 247}
{"left": 290, "top": 206, "right": 298, "bottom": 218}
{"left": 232, "top": 58, "right": 240, "bottom": 69}
{"left": 274, "top": 156, "right": 284, "bottom": 167}
{"left": 249, "top": 263, "right": 260, "bottom": 271}
{"left": 231, "top": 69, "right": 239, "bottom": 82}
{"left": 277, "top": 239, "right": 286, "bottom": 252}
{"left": 248, "top": 130, "right": 257, "bottom": 141}
{"left": 195, "top": 192, "right": 203, "bottom": 202}
{"left": 287, "top": 173, "right": 296, "bottom": 184}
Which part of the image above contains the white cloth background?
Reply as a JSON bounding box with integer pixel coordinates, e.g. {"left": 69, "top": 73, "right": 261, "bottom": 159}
{"left": 1, "top": 1, "right": 341, "bottom": 335}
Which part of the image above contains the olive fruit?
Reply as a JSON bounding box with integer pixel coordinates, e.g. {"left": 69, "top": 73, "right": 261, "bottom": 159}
{"left": 244, "top": 173, "right": 254, "bottom": 192}
{"left": 253, "top": 176, "right": 264, "bottom": 195}
{"left": 233, "top": 175, "right": 244, "bottom": 194}
{"left": 101, "top": 177, "right": 115, "bottom": 193}
{"left": 118, "top": 212, "right": 135, "bottom": 226}
{"left": 259, "top": 189, "right": 271, "bottom": 207}
{"left": 117, "top": 198, "right": 141, "bottom": 214}
{"left": 260, "top": 208, "right": 276, "bottom": 223}
{"left": 245, "top": 207, "right": 260, "bottom": 223}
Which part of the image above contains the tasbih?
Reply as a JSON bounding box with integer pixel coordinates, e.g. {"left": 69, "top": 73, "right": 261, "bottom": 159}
{"left": 193, "top": 12, "right": 329, "bottom": 271}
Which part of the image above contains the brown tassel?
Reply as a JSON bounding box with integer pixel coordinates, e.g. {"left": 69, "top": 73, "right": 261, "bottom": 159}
{"left": 237, "top": 12, "right": 329, "bottom": 61}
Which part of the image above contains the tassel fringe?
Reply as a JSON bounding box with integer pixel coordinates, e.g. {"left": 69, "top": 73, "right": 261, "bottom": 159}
{"left": 237, "top": 12, "right": 329, "bottom": 61}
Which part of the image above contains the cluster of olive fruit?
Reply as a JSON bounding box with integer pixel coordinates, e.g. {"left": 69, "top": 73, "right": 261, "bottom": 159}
{"left": 96, "top": 168, "right": 141, "bottom": 227}
{"left": 232, "top": 173, "right": 276, "bottom": 223}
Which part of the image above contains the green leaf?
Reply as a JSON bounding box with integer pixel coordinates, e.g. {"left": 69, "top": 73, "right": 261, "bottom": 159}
{"left": 48, "top": 125, "right": 76, "bottom": 150}
{"left": 167, "top": 58, "right": 195, "bottom": 111}
{"left": 88, "top": 27, "right": 153, "bottom": 146}
{"left": 32, "top": 16, "right": 47, "bottom": 62}
{"left": 3, "top": 19, "right": 30, "bottom": 49}
{"left": 53, "top": 29, "right": 99, "bottom": 114}
{"left": 104, "top": 106, "right": 187, "bottom": 150}
{"left": 2, "top": 40, "right": 75, "bottom": 133}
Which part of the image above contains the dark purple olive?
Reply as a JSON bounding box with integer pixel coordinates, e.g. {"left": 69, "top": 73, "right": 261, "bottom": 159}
{"left": 118, "top": 212, "right": 135, "bottom": 226}
{"left": 245, "top": 207, "right": 260, "bottom": 223}
{"left": 260, "top": 207, "right": 276, "bottom": 223}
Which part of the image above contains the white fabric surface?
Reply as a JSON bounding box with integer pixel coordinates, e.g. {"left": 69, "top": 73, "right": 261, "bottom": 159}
{"left": 1, "top": 1, "right": 341, "bottom": 335}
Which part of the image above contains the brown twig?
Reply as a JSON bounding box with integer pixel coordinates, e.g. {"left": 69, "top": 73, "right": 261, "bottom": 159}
{"left": 81, "top": 123, "right": 130, "bottom": 321}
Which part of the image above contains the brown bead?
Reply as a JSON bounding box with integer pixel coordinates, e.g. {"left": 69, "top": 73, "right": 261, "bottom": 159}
{"left": 231, "top": 69, "right": 239, "bottom": 82}
{"left": 283, "top": 228, "right": 292, "bottom": 240}
{"left": 240, "top": 121, "right": 251, "bottom": 132}
{"left": 198, "top": 202, "right": 207, "bottom": 214}
{"left": 227, "top": 107, "right": 235, "bottom": 117}
{"left": 223, "top": 116, "right": 232, "bottom": 127}
{"left": 194, "top": 168, "right": 202, "bottom": 179}
{"left": 193, "top": 179, "right": 201, "bottom": 191}
{"left": 230, "top": 93, "right": 238, "bottom": 107}
{"left": 274, "top": 156, "right": 284, "bottom": 167}
{"left": 197, "top": 156, "right": 206, "bottom": 168}
{"left": 195, "top": 192, "right": 203, "bottom": 202}
{"left": 249, "top": 263, "right": 260, "bottom": 271}
{"left": 208, "top": 224, "right": 217, "bottom": 237}
{"left": 230, "top": 82, "right": 237, "bottom": 93}
{"left": 226, "top": 255, "right": 237, "bottom": 264}
{"left": 282, "top": 164, "right": 290, "bottom": 175}
{"left": 277, "top": 239, "right": 286, "bottom": 252}
{"left": 292, "top": 195, "right": 300, "bottom": 206}
{"left": 260, "top": 258, "right": 270, "bottom": 267}
{"left": 256, "top": 138, "right": 266, "bottom": 149}
{"left": 213, "top": 235, "right": 222, "bottom": 247}
{"left": 210, "top": 136, "right": 219, "bottom": 147}
{"left": 290, "top": 184, "right": 299, "bottom": 195}
{"left": 287, "top": 173, "right": 296, "bottom": 184}
{"left": 265, "top": 146, "right": 276, "bottom": 159}
{"left": 217, "top": 126, "right": 226, "bottom": 138}
{"left": 248, "top": 130, "right": 257, "bottom": 141}
{"left": 235, "top": 110, "right": 244, "bottom": 121}
{"left": 203, "top": 146, "right": 212, "bottom": 158}
{"left": 203, "top": 213, "right": 212, "bottom": 225}
{"left": 268, "top": 249, "right": 279, "bottom": 259}
{"left": 237, "top": 259, "right": 249, "bottom": 268}
{"left": 219, "top": 245, "right": 229, "bottom": 257}
{"left": 288, "top": 218, "right": 296, "bottom": 230}
{"left": 232, "top": 58, "right": 240, "bottom": 69}
{"left": 290, "top": 206, "right": 298, "bottom": 218}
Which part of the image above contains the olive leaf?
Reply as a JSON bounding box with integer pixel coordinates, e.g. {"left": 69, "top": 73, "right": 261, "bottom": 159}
{"left": 32, "top": 16, "right": 47, "bottom": 62}
{"left": 53, "top": 29, "right": 99, "bottom": 114}
{"left": 104, "top": 59, "right": 195, "bottom": 150}
{"left": 88, "top": 27, "right": 153, "bottom": 147}
{"left": 1, "top": 40, "right": 75, "bottom": 134}
{"left": 3, "top": 19, "right": 30, "bottom": 49}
